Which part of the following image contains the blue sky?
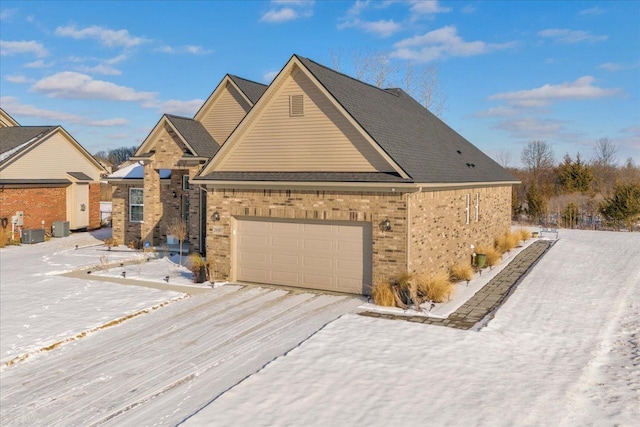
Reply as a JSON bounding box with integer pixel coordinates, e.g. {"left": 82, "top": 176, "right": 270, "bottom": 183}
{"left": 1, "top": 1, "right": 638, "bottom": 167}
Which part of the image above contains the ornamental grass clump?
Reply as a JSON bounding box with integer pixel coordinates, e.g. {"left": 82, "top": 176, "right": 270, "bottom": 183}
{"left": 516, "top": 228, "right": 531, "bottom": 244}
{"left": 371, "top": 282, "right": 396, "bottom": 307}
{"left": 477, "top": 245, "right": 501, "bottom": 267}
{"left": 415, "top": 272, "right": 454, "bottom": 303}
{"left": 0, "top": 228, "right": 9, "bottom": 248}
{"left": 449, "top": 263, "right": 474, "bottom": 282}
{"left": 495, "top": 231, "right": 518, "bottom": 254}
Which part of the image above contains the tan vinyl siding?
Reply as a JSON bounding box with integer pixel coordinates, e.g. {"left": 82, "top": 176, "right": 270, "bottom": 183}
{"left": 0, "top": 131, "right": 102, "bottom": 180}
{"left": 199, "top": 83, "right": 252, "bottom": 144}
{"left": 218, "top": 71, "right": 394, "bottom": 173}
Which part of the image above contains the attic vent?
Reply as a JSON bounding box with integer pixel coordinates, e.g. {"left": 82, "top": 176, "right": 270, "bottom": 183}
{"left": 289, "top": 94, "right": 304, "bottom": 117}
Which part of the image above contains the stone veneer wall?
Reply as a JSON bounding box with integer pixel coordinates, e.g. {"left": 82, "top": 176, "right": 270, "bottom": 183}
{"left": 206, "top": 188, "right": 409, "bottom": 286}
{"left": 408, "top": 185, "right": 512, "bottom": 275}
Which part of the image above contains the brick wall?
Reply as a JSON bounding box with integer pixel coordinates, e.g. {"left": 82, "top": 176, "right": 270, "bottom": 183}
{"left": 112, "top": 183, "right": 142, "bottom": 245}
{"left": 89, "top": 183, "right": 101, "bottom": 230}
{"left": 0, "top": 186, "right": 67, "bottom": 236}
{"left": 206, "top": 188, "right": 408, "bottom": 286}
{"left": 408, "top": 185, "right": 512, "bottom": 275}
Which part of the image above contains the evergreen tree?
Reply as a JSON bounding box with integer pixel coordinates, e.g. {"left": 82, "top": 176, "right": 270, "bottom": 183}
{"left": 557, "top": 153, "right": 593, "bottom": 193}
{"left": 599, "top": 182, "right": 640, "bottom": 231}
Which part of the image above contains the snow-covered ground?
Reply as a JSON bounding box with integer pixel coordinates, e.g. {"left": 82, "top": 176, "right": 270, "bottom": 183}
{"left": 185, "top": 229, "right": 640, "bottom": 426}
{"left": 1, "top": 228, "right": 638, "bottom": 426}
{"left": 0, "top": 229, "right": 183, "bottom": 365}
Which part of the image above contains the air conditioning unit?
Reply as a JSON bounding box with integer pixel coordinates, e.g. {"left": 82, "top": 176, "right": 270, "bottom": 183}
{"left": 22, "top": 229, "right": 45, "bottom": 244}
{"left": 52, "top": 221, "right": 70, "bottom": 237}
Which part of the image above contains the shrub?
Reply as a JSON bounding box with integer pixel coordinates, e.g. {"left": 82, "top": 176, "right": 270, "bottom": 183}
{"left": 0, "top": 228, "right": 9, "bottom": 248}
{"left": 477, "top": 245, "right": 501, "bottom": 267}
{"left": 449, "top": 263, "right": 474, "bottom": 282}
{"left": 415, "top": 272, "right": 454, "bottom": 303}
{"left": 103, "top": 237, "right": 120, "bottom": 250}
{"left": 128, "top": 239, "right": 142, "bottom": 250}
{"left": 390, "top": 272, "right": 414, "bottom": 308}
{"left": 495, "top": 231, "right": 518, "bottom": 254}
{"left": 516, "top": 228, "right": 531, "bottom": 244}
{"left": 186, "top": 253, "right": 207, "bottom": 283}
{"left": 371, "top": 282, "right": 396, "bottom": 307}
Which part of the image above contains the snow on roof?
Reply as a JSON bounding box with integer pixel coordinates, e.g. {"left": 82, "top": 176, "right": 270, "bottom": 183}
{"left": 0, "top": 140, "right": 31, "bottom": 162}
{"left": 108, "top": 161, "right": 171, "bottom": 179}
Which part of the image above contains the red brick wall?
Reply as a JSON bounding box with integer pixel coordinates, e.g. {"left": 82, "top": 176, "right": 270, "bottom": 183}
{"left": 0, "top": 187, "right": 67, "bottom": 236}
{"left": 89, "top": 183, "right": 101, "bottom": 230}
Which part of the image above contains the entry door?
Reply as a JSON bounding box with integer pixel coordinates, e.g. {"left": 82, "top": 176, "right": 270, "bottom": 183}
{"left": 235, "top": 218, "right": 372, "bottom": 295}
{"left": 73, "top": 183, "right": 89, "bottom": 229}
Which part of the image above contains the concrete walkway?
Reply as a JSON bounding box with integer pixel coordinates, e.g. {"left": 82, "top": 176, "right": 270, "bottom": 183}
{"left": 359, "top": 240, "right": 554, "bottom": 330}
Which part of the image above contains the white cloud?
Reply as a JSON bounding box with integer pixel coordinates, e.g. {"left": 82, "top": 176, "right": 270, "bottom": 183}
{"left": 538, "top": 28, "right": 607, "bottom": 44}
{"left": 55, "top": 25, "right": 150, "bottom": 48}
{"left": 89, "top": 118, "right": 128, "bottom": 126}
{"left": 32, "top": 71, "right": 157, "bottom": 103}
{"left": 473, "top": 106, "right": 520, "bottom": 118}
{"left": 0, "top": 8, "right": 18, "bottom": 21}
{"left": 489, "top": 76, "right": 620, "bottom": 107}
{"left": 260, "top": 0, "right": 314, "bottom": 23}
{"left": 77, "top": 64, "right": 122, "bottom": 75}
{"left": 263, "top": 70, "right": 279, "bottom": 82}
{"left": 338, "top": 1, "right": 402, "bottom": 37}
{"left": 0, "top": 96, "right": 84, "bottom": 123}
{"left": 0, "top": 40, "right": 48, "bottom": 57}
{"left": 392, "top": 26, "right": 515, "bottom": 62}
{"left": 5, "top": 75, "right": 30, "bottom": 83}
{"left": 24, "top": 59, "right": 54, "bottom": 68}
{"left": 598, "top": 61, "right": 640, "bottom": 72}
{"left": 579, "top": 7, "right": 605, "bottom": 16}
{"left": 461, "top": 4, "right": 477, "bottom": 14}
{"left": 495, "top": 117, "right": 566, "bottom": 139}
{"left": 155, "top": 45, "right": 212, "bottom": 55}
{"left": 408, "top": 0, "right": 450, "bottom": 14}
{"left": 156, "top": 99, "right": 204, "bottom": 116}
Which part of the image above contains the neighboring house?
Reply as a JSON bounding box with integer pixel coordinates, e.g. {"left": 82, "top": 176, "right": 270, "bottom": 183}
{"left": 0, "top": 108, "right": 106, "bottom": 233}
{"left": 108, "top": 75, "right": 267, "bottom": 250}
{"left": 109, "top": 55, "right": 518, "bottom": 295}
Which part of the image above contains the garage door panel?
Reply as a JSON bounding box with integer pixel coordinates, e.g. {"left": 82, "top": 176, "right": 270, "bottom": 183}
{"left": 236, "top": 218, "right": 371, "bottom": 295}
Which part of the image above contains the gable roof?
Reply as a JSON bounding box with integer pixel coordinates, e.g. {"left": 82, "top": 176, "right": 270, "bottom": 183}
{"left": 165, "top": 114, "right": 220, "bottom": 158}
{"left": 296, "top": 56, "right": 515, "bottom": 184}
{"left": 228, "top": 75, "right": 267, "bottom": 104}
{"left": 0, "top": 126, "right": 57, "bottom": 163}
{"left": 132, "top": 114, "right": 220, "bottom": 159}
{"left": 195, "top": 55, "right": 515, "bottom": 186}
{"left": 0, "top": 108, "right": 20, "bottom": 127}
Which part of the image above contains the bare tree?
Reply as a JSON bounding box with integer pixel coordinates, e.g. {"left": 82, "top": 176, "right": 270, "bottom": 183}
{"left": 329, "top": 48, "right": 342, "bottom": 72}
{"left": 521, "top": 140, "right": 555, "bottom": 179}
{"left": 592, "top": 137, "right": 618, "bottom": 167}
{"left": 342, "top": 49, "right": 447, "bottom": 117}
{"left": 166, "top": 219, "right": 187, "bottom": 265}
{"left": 495, "top": 150, "right": 513, "bottom": 169}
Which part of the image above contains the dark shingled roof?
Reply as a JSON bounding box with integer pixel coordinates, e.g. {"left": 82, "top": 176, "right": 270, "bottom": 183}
{"left": 0, "top": 126, "right": 56, "bottom": 162}
{"left": 165, "top": 114, "right": 221, "bottom": 158}
{"left": 297, "top": 56, "right": 516, "bottom": 184}
{"left": 0, "top": 179, "right": 71, "bottom": 186}
{"left": 67, "top": 172, "right": 93, "bottom": 181}
{"left": 228, "top": 75, "right": 268, "bottom": 105}
{"left": 199, "top": 171, "right": 410, "bottom": 183}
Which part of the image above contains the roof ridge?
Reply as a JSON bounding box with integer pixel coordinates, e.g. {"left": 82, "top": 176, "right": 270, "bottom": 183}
{"left": 228, "top": 74, "right": 268, "bottom": 88}
{"left": 165, "top": 113, "right": 195, "bottom": 120}
{"left": 296, "top": 55, "right": 402, "bottom": 98}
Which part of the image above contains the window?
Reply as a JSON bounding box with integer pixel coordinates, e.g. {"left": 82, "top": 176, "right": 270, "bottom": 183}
{"left": 475, "top": 193, "right": 480, "bottom": 222}
{"left": 182, "top": 175, "right": 190, "bottom": 191}
{"left": 465, "top": 194, "right": 470, "bottom": 225}
{"left": 129, "top": 188, "right": 143, "bottom": 222}
{"left": 289, "top": 94, "right": 304, "bottom": 117}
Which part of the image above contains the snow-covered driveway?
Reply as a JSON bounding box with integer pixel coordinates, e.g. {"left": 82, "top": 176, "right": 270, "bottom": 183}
{"left": 0, "top": 284, "right": 361, "bottom": 425}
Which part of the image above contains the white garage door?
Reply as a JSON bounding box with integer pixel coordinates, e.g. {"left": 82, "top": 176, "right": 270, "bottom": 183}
{"left": 235, "top": 218, "right": 372, "bottom": 295}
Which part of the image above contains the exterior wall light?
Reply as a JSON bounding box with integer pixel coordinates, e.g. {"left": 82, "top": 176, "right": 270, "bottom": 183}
{"left": 172, "top": 191, "right": 177, "bottom": 198}
{"left": 213, "top": 211, "right": 220, "bottom": 221}
{"left": 379, "top": 218, "right": 391, "bottom": 231}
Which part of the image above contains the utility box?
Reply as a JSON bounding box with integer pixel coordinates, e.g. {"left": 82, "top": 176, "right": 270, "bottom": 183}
{"left": 52, "top": 221, "right": 70, "bottom": 237}
{"left": 22, "top": 229, "right": 45, "bottom": 244}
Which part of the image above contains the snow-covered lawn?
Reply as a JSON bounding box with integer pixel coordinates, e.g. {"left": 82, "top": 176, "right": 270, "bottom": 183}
{"left": 0, "top": 230, "right": 182, "bottom": 365}
{"left": 186, "top": 229, "right": 640, "bottom": 426}
{"left": 1, "top": 229, "right": 638, "bottom": 426}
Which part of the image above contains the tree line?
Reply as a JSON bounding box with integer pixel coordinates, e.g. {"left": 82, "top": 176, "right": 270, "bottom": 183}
{"left": 506, "top": 138, "right": 640, "bottom": 231}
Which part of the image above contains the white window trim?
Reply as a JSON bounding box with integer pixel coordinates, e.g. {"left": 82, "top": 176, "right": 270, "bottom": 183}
{"left": 475, "top": 193, "right": 480, "bottom": 222}
{"left": 465, "top": 193, "right": 470, "bottom": 225}
{"left": 129, "top": 188, "right": 144, "bottom": 223}
{"left": 182, "top": 175, "right": 190, "bottom": 191}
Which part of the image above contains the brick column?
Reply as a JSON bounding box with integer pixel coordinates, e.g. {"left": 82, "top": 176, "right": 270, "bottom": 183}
{"left": 142, "top": 164, "right": 161, "bottom": 245}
